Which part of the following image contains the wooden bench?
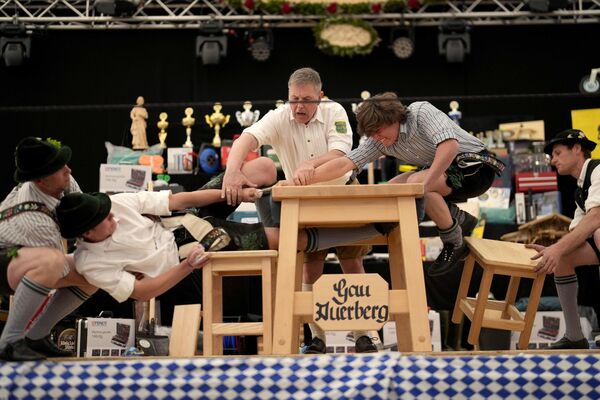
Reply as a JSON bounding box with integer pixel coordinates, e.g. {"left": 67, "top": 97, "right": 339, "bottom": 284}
{"left": 202, "top": 250, "right": 278, "bottom": 355}
{"left": 452, "top": 237, "right": 545, "bottom": 350}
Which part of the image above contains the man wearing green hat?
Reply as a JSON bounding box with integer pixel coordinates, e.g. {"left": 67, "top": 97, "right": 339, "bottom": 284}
{"left": 527, "top": 128, "right": 600, "bottom": 349}
{"left": 0, "top": 137, "right": 96, "bottom": 361}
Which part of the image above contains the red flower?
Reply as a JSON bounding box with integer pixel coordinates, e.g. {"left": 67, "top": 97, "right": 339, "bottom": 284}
{"left": 326, "top": 2, "right": 338, "bottom": 13}
{"left": 281, "top": 2, "right": 292, "bottom": 13}
{"left": 370, "top": 3, "right": 382, "bottom": 13}
{"left": 244, "top": 0, "right": 255, "bottom": 10}
{"left": 407, "top": 0, "right": 421, "bottom": 10}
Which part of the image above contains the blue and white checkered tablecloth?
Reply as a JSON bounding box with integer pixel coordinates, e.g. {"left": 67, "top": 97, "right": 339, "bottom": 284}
{"left": 2, "top": 353, "right": 600, "bottom": 399}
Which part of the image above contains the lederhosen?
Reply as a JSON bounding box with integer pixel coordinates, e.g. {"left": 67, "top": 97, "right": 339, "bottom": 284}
{"left": 0, "top": 202, "right": 57, "bottom": 294}
{"left": 574, "top": 159, "right": 600, "bottom": 263}
{"left": 444, "top": 151, "right": 506, "bottom": 203}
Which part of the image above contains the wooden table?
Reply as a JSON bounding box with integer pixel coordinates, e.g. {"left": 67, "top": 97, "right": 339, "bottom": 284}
{"left": 271, "top": 184, "right": 432, "bottom": 354}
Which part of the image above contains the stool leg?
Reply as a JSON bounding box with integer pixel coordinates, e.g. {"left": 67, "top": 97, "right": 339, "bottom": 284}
{"left": 202, "top": 265, "right": 214, "bottom": 356}
{"left": 518, "top": 275, "right": 545, "bottom": 350}
{"left": 452, "top": 254, "right": 475, "bottom": 324}
{"left": 261, "top": 258, "right": 273, "bottom": 355}
{"left": 502, "top": 276, "right": 521, "bottom": 320}
{"left": 468, "top": 268, "right": 494, "bottom": 347}
{"left": 213, "top": 274, "right": 224, "bottom": 355}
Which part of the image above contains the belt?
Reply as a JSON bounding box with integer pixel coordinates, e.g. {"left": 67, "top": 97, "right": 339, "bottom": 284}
{"left": 455, "top": 152, "right": 506, "bottom": 176}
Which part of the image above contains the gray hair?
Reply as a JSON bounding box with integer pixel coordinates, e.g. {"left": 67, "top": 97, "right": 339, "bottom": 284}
{"left": 288, "top": 67, "right": 322, "bottom": 92}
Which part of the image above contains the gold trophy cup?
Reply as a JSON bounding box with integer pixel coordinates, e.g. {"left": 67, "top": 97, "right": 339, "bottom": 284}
{"left": 205, "top": 102, "right": 230, "bottom": 147}
{"left": 157, "top": 112, "right": 169, "bottom": 148}
{"left": 182, "top": 107, "right": 196, "bottom": 148}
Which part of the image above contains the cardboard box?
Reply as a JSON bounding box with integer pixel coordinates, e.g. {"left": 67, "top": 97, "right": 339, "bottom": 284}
{"left": 383, "top": 310, "right": 442, "bottom": 352}
{"left": 76, "top": 317, "right": 136, "bottom": 357}
{"left": 509, "top": 311, "right": 592, "bottom": 350}
{"left": 99, "top": 164, "right": 152, "bottom": 193}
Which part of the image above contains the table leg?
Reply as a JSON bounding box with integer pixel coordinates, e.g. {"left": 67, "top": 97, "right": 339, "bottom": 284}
{"left": 272, "top": 199, "right": 300, "bottom": 355}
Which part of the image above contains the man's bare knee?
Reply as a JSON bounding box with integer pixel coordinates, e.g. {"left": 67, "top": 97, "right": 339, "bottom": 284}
{"left": 8, "top": 247, "right": 65, "bottom": 289}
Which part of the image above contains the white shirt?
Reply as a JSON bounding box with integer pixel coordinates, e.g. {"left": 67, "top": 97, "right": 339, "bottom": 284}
{"left": 74, "top": 191, "right": 178, "bottom": 303}
{"left": 244, "top": 101, "right": 353, "bottom": 185}
{"left": 570, "top": 159, "right": 600, "bottom": 230}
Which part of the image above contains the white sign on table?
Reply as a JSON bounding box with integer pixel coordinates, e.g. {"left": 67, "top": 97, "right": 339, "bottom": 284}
{"left": 99, "top": 164, "right": 151, "bottom": 193}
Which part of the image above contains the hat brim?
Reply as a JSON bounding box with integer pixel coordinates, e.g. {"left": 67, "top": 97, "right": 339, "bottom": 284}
{"left": 61, "top": 192, "right": 112, "bottom": 239}
{"left": 544, "top": 138, "right": 597, "bottom": 155}
{"left": 14, "top": 145, "right": 72, "bottom": 183}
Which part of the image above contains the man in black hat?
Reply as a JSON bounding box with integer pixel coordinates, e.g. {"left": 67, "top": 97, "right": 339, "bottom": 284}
{"left": 56, "top": 189, "right": 390, "bottom": 305}
{"left": 0, "top": 137, "right": 96, "bottom": 361}
{"left": 527, "top": 128, "right": 600, "bottom": 349}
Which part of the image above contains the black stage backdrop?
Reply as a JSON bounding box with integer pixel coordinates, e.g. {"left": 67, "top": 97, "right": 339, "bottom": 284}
{"left": 0, "top": 24, "right": 599, "bottom": 198}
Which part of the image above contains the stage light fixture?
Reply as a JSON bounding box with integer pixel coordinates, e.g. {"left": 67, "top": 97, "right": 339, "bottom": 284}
{"left": 437, "top": 19, "right": 470, "bottom": 63}
{"left": 196, "top": 20, "right": 227, "bottom": 66}
{"left": 93, "top": 0, "right": 142, "bottom": 16}
{"left": 0, "top": 23, "right": 31, "bottom": 67}
{"left": 247, "top": 29, "right": 273, "bottom": 62}
{"left": 389, "top": 27, "right": 415, "bottom": 59}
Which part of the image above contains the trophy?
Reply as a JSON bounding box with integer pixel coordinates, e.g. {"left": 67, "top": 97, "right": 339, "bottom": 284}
{"left": 448, "top": 101, "right": 462, "bottom": 125}
{"left": 182, "top": 107, "right": 195, "bottom": 148}
{"left": 205, "top": 102, "right": 230, "bottom": 148}
{"left": 157, "top": 112, "right": 169, "bottom": 148}
{"left": 351, "top": 90, "right": 371, "bottom": 114}
{"left": 235, "top": 101, "right": 260, "bottom": 128}
{"left": 274, "top": 100, "right": 285, "bottom": 109}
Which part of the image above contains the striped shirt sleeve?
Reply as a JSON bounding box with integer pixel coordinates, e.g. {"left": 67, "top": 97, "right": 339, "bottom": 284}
{"left": 346, "top": 138, "right": 385, "bottom": 172}
{"left": 416, "top": 102, "right": 460, "bottom": 146}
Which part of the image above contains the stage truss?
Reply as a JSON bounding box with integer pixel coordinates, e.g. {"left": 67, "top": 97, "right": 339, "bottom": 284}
{"left": 0, "top": 0, "right": 599, "bottom": 29}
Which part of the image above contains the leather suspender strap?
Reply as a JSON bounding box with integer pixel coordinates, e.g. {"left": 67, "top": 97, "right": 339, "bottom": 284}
{"left": 0, "top": 201, "right": 58, "bottom": 225}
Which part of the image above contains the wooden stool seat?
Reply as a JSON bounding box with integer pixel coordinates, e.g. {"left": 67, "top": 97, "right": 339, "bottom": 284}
{"left": 452, "top": 237, "right": 545, "bottom": 350}
{"left": 202, "top": 250, "right": 277, "bottom": 356}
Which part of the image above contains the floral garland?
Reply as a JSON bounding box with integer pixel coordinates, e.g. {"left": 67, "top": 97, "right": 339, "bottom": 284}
{"left": 313, "top": 18, "right": 379, "bottom": 57}
{"left": 227, "top": 0, "right": 439, "bottom": 15}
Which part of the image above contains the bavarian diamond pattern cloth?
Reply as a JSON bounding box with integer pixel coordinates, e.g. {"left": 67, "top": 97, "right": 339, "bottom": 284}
{"left": 2, "top": 353, "right": 600, "bottom": 399}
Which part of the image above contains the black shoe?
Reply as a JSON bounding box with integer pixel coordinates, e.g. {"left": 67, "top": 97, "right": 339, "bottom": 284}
{"left": 355, "top": 336, "right": 378, "bottom": 353}
{"left": 303, "top": 337, "right": 326, "bottom": 354}
{"left": 25, "top": 335, "right": 73, "bottom": 357}
{"left": 0, "top": 339, "right": 45, "bottom": 361}
{"left": 457, "top": 210, "right": 478, "bottom": 237}
{"left": 428, "top": 242, "right": 469, "bottom": 277}
{"left": 549, "top": 336, "right": 589, "bottom": 350}
{"left": 374, "top": 223, "right": 397, "bottom": 235}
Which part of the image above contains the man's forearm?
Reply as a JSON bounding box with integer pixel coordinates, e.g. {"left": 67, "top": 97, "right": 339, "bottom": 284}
{"left": 305, "top": 150, "right": 345, "bottom": 169}
{"left": 131, "top": 262, "right": 192, "bottom": 301}
{"left": 427, "top": 139, "right": 458, "bottom": 186}
{"left": 313, "top": 156, "right": 356, "bottom": 183}
{"left": 226, "top": 133, "right": 257, "bottom": 173}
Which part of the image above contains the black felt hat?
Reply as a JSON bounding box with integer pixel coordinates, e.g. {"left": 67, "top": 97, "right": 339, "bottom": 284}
{"left": 14, "top": 137, "right": 72, "bottom": 182}
{"left": 544, "top": 129, "right": 597, "bottom": 155}
{"left": 56, "top": 192, "right": 112, "bottom": 239}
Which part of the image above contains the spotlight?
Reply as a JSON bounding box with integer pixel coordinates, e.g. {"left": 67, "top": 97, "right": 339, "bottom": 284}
{"left": 247, "top": 29, "right": 273, "bottom": 62}
{"left": 389, "top": 27, "right": 415, "bottom": 59}
{"left": 93, "top": 0, "right": 142, "bottom": 16}
{"left": 196, "top": 20, "right": 227, "bottom": 65}
{"left": 438, "top": 20, "right": 470, "bottom": 63}
{"left": 0, "top": 23, "right": 31, "bottom": 67}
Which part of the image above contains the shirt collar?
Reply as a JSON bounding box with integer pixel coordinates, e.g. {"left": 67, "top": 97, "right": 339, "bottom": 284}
{"left": 577, "top": 159, "right": 592, "bottom": 187}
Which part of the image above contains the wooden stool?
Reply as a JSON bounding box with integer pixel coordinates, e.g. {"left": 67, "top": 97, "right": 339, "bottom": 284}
{"left": 202, "top": 250, "right": 277, "bottom": 356}
{"left": 271, "top": 184, "right": 431, "bottom": 354}
{"left": 452, "top": 237, "right": 545, "bottom": 350}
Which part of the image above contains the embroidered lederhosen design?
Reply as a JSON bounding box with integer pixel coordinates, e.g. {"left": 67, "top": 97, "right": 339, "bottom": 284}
{"left": 0, "top": 201, "right": 58, "bottom": 225}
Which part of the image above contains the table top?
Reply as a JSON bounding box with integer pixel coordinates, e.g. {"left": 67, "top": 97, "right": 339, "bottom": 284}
{"left": 272, "top": 184, "right": 423, "bottom": 200}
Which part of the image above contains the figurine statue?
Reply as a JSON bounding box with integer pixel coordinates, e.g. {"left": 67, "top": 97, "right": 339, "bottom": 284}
{"left": 182, "top": 107, "right": 195, "bottom": 148}
{"left": 130, "top": 96, "right": 149, "bottom": 150}
{"left": 205, "top": 102, "right": 230, "bottom": 147}
{"left": 157, "top": 112, "right": 168, "bottom": 148}
{"left": 351, "top": 90, "right": 371, "bottom": 114}
{"left": 448, "top": 100, "right": 462, "bottom": 125}
{"left": 235, "top": 101, "right": 260, "bottom": 128}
